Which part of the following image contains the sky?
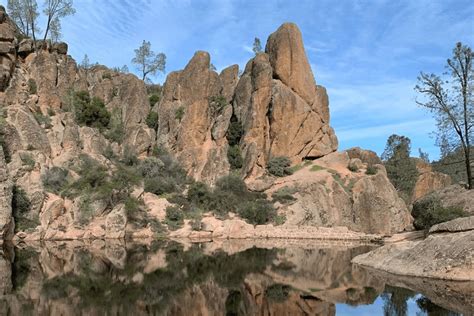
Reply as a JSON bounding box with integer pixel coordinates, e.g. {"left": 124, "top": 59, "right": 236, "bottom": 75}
{"left": 2, "top": 0, "right": 473, "bottom": 159}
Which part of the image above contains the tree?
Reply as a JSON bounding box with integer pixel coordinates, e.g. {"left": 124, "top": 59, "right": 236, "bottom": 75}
{"left": 382, "top": 134, "right": 419, "bottom": 200}
{"left": 415, "top": 42, "right": 474, "bottom": 189}
{"left": 42, "top": 0, "right": 75, "bottom": 42}
{"left": 132, "top": 40, "right": 166, "bottom": 81}
{"left": 7, "top": 0, "right": 40, "bottom": 44}
{"left": 418, "top": 148, "right": 430, "bottom": 163}
{"left": 253, "top": 37, "right": 262, "bottom": 55}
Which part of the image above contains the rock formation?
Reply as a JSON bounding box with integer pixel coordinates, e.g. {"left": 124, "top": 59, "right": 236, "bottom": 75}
{"left": 235, "top": 23, "right": 338, "bottom": 178}
{"left": 0, "top": 9, "right": 412, "bottom": 241}
{"left": 352, "top": 216, "right": 474, "bottom": 281}
{"left": 412, "top": 159, "right": 452, "bottom": 202}
{"left": 156, "top": 51, "right": 237, "bottom": 183}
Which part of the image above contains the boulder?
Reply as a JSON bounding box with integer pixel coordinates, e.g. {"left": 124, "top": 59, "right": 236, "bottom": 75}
{"left": 346, "top": 147, "right": 382, "bottom": 166}
{"left": 353, "top": 218, "right": 474, "bottom": 281}
{"left": 429, "top": 216, "right": 474, "bottom": 234}
{"left": 105, "top": 204, "right": 127, "bottom": 239}
{"left": 424, "top": 184, "right": 474, "bottom": 215}
{"left": 52, "top": 42, "right": 68, "bottom": 55}
{"left": 18, "top": 39, "right": 34, "bottom": 57}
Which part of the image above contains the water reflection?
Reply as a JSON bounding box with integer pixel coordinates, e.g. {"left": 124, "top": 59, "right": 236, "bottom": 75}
{"left": 0, "top": 240, "right": 471, "bottom": 315}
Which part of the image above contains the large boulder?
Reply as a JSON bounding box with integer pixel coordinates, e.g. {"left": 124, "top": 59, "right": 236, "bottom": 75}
{"left": 353, "top": 216, "right": 474, "bottom": 281}
{"left": 234, "top": 23, "right": 337, "bottom": 178}
{"left": 157, "top": 51, "right": 238, "bottom": 183}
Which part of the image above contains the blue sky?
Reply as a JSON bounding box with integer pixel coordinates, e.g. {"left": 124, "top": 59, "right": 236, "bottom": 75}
{"left": 3, "top": 0, "right": 473, "bottom": 159}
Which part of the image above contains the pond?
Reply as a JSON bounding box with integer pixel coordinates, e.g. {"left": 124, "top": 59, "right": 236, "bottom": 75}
{"left": 0, "top": 239, "right": 471, "bottom": 315}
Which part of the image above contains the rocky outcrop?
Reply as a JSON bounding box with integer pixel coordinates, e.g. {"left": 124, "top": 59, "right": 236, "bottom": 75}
{"left": 412, "top": 159, "right": 452, "bottom": 202}
{"left": 235, "top": 23, "right": 337, "bottom": 178}
{"left": 156, "top": 52, "right": 237, "bottom": 183}
{"left": 424, "top": 184, "right": 474, "bottom": 215}
{"left": 0, "top": 146, "right": 13, "bottom": 240}
{"left": 0, "top": 6, "right": 17, "bottom": 92}
{"left": 264, "top": 150, "right": 412, "bottom": 235}
{"left": 352, "top": 216, "right": 474, "bottom": 281}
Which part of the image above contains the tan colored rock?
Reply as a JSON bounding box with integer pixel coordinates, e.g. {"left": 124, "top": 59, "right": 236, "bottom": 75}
{"left": 346, "top": 147, "right": 382, "bottom": 166}
{"left": 157, "top": 51, "right": 233, "bottom": 183}
{"left": 412, "top": 171, "right": 452, "bottom": 202}
{"left": 234, "top": 23, "right": 337, "bottom": 178}
{"left": 429, "top": 184, "right": 474, "bottom": 215}
{"left": 429, "top": 216, "right": 474, "bottom": 234}
{"left": 352, "top": 173, "right": 412, "bottom": 235}
{"left": 105, "top": 204, "right": 127, "bottom": 239}
{"left": 353, "top": 223, "right": 474, "bottom": 281}
{"left": 143, "top": 192, "right": 169, "bottom": 221}
{"left": 39, "top": 193, "right": 65, "bottom": 229}
{"left": 265, "top": 22, "right": 316, "bottom": 105}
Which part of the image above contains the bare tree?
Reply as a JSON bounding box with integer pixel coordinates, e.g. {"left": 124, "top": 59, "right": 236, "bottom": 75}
{"left": 253, "top": 37, "right": 262, "bottom": 55}
{"left": 42, "top": 0, "right": 75, "bottom": 42}
{"left": 132, "top": 40, "right": 166, "bottom": 81}
{"left": 415, "top": 42, "right": 473, "bottom": 189}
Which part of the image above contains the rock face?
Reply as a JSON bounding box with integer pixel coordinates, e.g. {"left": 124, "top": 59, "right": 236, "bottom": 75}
{"left": 0, "top": 6, "right": 17, "bottom": 92}
{"left": 425, "top": 184, "right": 474, "bottom": 215}
{"left": 157, "top": 52, "right": 237, "bottom": 183}
{"left": 352, "top": 216, "right": 474, "bottom": 281}
{"left": 265, "top": 150, "right": 412, "bottom": 235}
{"left": 0, "top": 146, "right": 13, "bottom": 240}
{"left": 234, "top": 23, "right": 337, "bottom": 178}
{"left": 412, "top": 159, "right": 452, "bottom": 202}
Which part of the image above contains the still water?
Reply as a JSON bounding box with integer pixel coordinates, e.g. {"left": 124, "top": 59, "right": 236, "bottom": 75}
{"left": 0, "top": 239, "right": 472, "bottom": 315}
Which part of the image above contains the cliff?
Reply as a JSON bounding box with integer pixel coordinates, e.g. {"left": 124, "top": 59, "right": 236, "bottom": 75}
{"left": 0, "top": 5, "right": 412, "bottom": 241}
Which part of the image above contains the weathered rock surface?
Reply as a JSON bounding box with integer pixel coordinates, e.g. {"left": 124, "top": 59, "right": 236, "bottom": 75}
{"left": 234, "top": 23, "right": 337, "bottom": 178}
{"left": 352, "top": 216, "right": 474, "bottom": 281}
{"left": 425, "top": 184, "right": 474, "bottom": 215}
{"left": 429, "top": 215, "right": 474, "bottom": 233}
{"left": 412, "top": 159, "right": 452, "bottom": 202}
{"left": 157, "top": 52, "right": 237, "bottom": 183}
{"left": 0, "top": 147, "right": 13, "bottom": 240}
{"left": 263, "top": 150, "right": 412, "bottom": 235}
{"left": 0, "top": 6, "right": 17, "bottom": 92}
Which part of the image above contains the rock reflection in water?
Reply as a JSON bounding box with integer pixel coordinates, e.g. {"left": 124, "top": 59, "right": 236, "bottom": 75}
{"left": 0, "top": 240, "right": 470, "bottom": 315}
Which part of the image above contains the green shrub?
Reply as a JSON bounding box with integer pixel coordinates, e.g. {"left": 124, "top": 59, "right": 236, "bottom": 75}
{"left": 175, "top": 106, "right": 185, "bottom": 121}
{"left": 145, "top": 111, "right": 159, "bottom": 130}
{"left": 237, "top": 199, "right": 276, "bottom": 225}
{"left": 12, "top": 186, "right": 38, "bottom": 232}
{"left": 74, "top": 91, "right": 111, "bottom": 130}
{"left": 33, "top": 112, "right": 52, "bottom": 129}
{"left": 104, "top": 110, "right": 124, "bottom": 144}
{"left": 227, "top": 145, "right": 243, "bottom": 169}
{"left": 149, "top": 94, "right": 160, "bottom": 106}
{"left": 102, "top": 73, "right": 112, "bottom": 80}
{"left": 227, "top": 119, "right": 243, "bottom": 146}
{"left": 165, "top": 206, "right": 184, "bottom": 230}
{"left": 274, "top": 215, "right": 286, "bottom": 226}
{"left": 121, "top": 146, "right": 139, "bottom": 166}
{"left": 124, "top": 196, "right": 141, "bottom": 217}
{"left": 20, "top": 153, "right": 35, "bottom": 170}
{"left": 138, "top": 157, "right": 164, "bottom": 179}
{"left": 267, "top": 156, "right": 293, "bottom": 177}
{"left": 190, "top": 219, "right": 202, "bottom": 231}
{"left": 215, "top": 174, "right": 247, "bottom": 194}
{"left": 272, "top": 186, "right": 296, "bottom": 204}
{"left": 208, "top": 95, "right": 227, "bottom": 116}
{"left": 42, "top": 167, "right": 69, "bottom": 194}
{"left": 366, "top": 165, "right": 378, "bottom": 175}
{"left": 348, "top": 164, "right": 359, "bottom": 172}
{"left": 207, "top": 189, "right": 239, "bottom": 217}
{"left": 310, "top": 165, "right": 324, "bottom": 172}
{"left": 187, "top": 182, "right": 212, "bottom": 208}
{"left": 412, "top": 195, "right": 466, "bottom": 230}
{"left": 265, "top": 284, "right": 291, "bottom": 302}
{"left": 63, "top": 155, "right": 108, "bottom": 198}
{"left": 144, "top": 177, "right": 177, "bottom": 196}
{"left": 27, "top": 79, "right": 37, "bottom": 94}
{"left": 47, "top": 108, "right": 56, "bottom": 116}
